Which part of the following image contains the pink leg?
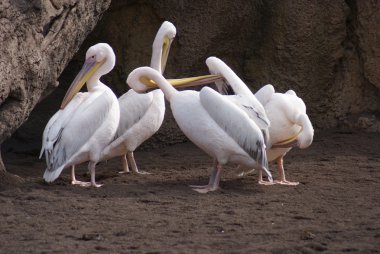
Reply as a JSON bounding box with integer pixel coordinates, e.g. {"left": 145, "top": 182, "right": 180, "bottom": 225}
{"left": 89, "top": 161, "right": 102, "bottom": 188}
{"left": 71, "top": 165, "right": 91, "bottom": 187}
{"left": 127, "top": 152, "right": 150, "bottom": 175}
{"left": 118, "top": 154, "right": 130, "bottom": 174}
{"left": 258, "top": 169, "right": 275, "bottom": 185}
{"left": 274, "top": 156, "right": 299, "bottom": 186}
{"left": 190, "top": 160, "right": 222, "bottom": 193}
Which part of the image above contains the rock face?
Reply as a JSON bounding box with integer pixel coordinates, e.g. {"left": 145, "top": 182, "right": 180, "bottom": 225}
{"left": 78, "top": 0, "right": 380, "bottom": 129}
{"left": 0, "top": 0, "right": 111, "bottom": 172}
{"left": 3, "top": 0, "right": 380, "bottom": 160}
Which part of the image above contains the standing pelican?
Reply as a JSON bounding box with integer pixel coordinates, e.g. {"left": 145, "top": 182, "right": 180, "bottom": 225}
{"left": 127, "top": 64, "right": 272, "bottom": 193}
{"left": 254, "top": 84, "right": 314, "bottom": 185}
{"left": 208, "top": 57, "right": 273, "bottom": 184}
{"left": 100, "top": 21, "right": 176, "bottom": 174}
{"left": 40, "top": 43, "right": 120, "bottom": 187}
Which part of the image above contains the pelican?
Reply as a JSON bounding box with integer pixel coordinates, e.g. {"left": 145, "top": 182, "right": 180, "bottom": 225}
{"left": 253, "top": 84, "right": 314, "bottom": 185}
{"left": 40, "top": 43, "right": 120, "bottom": 187}
{"left": 208, "top": 57, "right": 273, "bottom": 184}
{"left": 127, "top": 63, "right": 273, "bottom": 193}
{"left": 100, "top": 21, "right": 176, "bottom": 174}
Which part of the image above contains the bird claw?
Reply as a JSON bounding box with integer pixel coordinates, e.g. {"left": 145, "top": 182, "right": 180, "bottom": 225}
{"left": 258, "top": 180, "right": 275, "bottom": 186}
{"left": 71, "top": 180, "right": 92, "bottom": 187}
{"left": 189, "top": 183, "right": 219, "bottom": 193}
{"left": 118, "top": 170, "right": 151, "bottom": 175}
{"left": 118, "top": 170, "right": 130, "bottom": 174}
{"left": 136, "top": 170, "right": 151, "bottom": 175}
{"left": 274, "top": 180, "right": 299, "bottom": 186}
{"left": 191, "top": 186, "right": 219, "bottom": 194}
{"left": 189, "top": 184, "right": 209, "bottom": 189}
{"left": 71, "top": 180, "right": 103, "bottom": 188}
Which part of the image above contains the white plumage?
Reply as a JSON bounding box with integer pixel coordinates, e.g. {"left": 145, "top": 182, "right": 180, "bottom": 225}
{"left": 100, "top": 21, "right": 176, "bottom": 174}
{"left": 254, "top": 84, "right": 314, "bottom": 185}
{"left": 208, "top": 57, "right": 273, "bottom": 184}
{"left": 40, "top": 43, "right": 120, "bottom": 187}
{"left": 127, "top": 64, "right": 272, "bottom": 193}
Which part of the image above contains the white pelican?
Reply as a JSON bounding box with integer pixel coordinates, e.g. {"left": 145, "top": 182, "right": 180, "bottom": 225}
{"left": 254, "top": 84, "right": 314, "bottom": 185}
{"left": 100, "top": 21, "right": 176, "bottom": 174}
{"left": 127, "top": 64, "right": 273, "bottom": 193}
{"left": 40, "top": 43, "right": 120, "bottom": 187}
{"left": 207, "top": 57, "right": 273, "bottom": 184}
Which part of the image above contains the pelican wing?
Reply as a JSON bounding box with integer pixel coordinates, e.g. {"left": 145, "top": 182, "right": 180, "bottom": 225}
{"left": 116, "top": 89, "right": 154, "bottom": 138}
{"left": 40, "top": 92, "right": 88, "bottom": 161}
{"left": 221, "top": 94, "right": 269, "bottom": 147}
{"left": 215, "top": 81, "right": 270, "bottom": 130}
{"left": 199, "top": 87, "right": 268, "bottom": 169}
{"left": 255, "top": 84, "right": 275, "bottom": 106}
{"left": 226, "top": 95, "right": 269, "bottom": 127}
{"left": 43, "top": 90, "right": 114, "bottom": 173}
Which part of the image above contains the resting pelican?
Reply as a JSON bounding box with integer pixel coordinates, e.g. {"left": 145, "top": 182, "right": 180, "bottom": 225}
{"left": 208, "top": 57, "right": 273, "bottom": 184}
{"left": 127, "top": 64, "right": 272, "bottom": 193}
{"left": 101, "top": 21, "right": 176, "bottom": 174}
{"left": 254, "top": 84, "right": 314, "bottom": 185}
{"left": 40, "top": 43, "right": 120, "bottom": 187}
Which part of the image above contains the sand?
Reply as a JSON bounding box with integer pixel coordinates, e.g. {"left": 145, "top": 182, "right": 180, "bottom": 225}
{"left": 0, "top": 130, "right": 379, "bottom": 253}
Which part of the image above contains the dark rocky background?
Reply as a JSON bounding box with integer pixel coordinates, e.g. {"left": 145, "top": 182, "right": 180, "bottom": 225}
{"left": 0, "top": 0, "right": 111, "bottom": 174}
{"left": 2, "top": 0, "right": 380, "bottom": 168}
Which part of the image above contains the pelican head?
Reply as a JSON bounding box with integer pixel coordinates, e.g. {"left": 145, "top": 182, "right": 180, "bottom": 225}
{"left": 60, "top": 43, "right": 116, "bottom": 109}
{"left": 151, "top": 21, "right": 176, "bottom": 73}
{"left": 205, "top": 56, "right": 254, "bottom": 96}
{"left": 272, "top": 91, "right": 314, "bottom": 149}
{"left": 289, "top": 92, "right": 314, "bottom": 149}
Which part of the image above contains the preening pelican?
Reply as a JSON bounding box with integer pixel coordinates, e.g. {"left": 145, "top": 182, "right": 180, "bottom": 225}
{"left": 208, "top": 57, "right": 273, "bottom": 184}
{"left": 254, "top": 84, "right": 314, "bottom": 185}
{"left": 127, "top": 65, "right": 272, "bottom": 193}
{"left": 40, "top": 43, "right": 120, "bottom": 187}
{"left": 100, "top": 21, "right": 176, "bottom": 174}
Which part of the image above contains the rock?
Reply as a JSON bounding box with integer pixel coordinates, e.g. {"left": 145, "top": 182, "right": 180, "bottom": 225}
{"left": 3, "top": 0, "right": 380, "bottom": 157}
{"left": 300, "top": 230, "right": 316, "bottom": 240}
{"left": 341, "top": 113, "right": 380, "bottom": 132}
{"left": 0, "top": 0, "right": 111, "bottom": 171}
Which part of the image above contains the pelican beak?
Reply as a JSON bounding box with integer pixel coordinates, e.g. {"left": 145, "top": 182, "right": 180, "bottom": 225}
{"left": 161, "top": 36, "right": 172, "bottom": 73}
{"left": 271, "top": 127, "right": 303, "bottom": 149}
{"left": 60, "top": 58, "right": 106, "bottom": 109}
{"left": 141, "top": 74, "right": 225, "bottom": 90}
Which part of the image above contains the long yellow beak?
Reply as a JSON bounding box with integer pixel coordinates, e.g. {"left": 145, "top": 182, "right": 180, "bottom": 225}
{"left": 161, "top": 36, "right": 171, "bottom": 73}
{"left": 140, "top": 74, "right": 224, "bottom": 90}
{"left": 60, "top": 58, "right": 105, "bottom": 109}
{"left": 272, "top": 127, "right": 303, "bottom": 148}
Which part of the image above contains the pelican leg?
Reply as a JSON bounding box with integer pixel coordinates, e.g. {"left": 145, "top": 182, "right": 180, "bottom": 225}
{"left": 191, "top": 161, "right": 222, "bottom": 193}
{"left": 127, "top": 152, "right": 151, "bottom": 175}
{"left": 190, "top": 168, "right": 218, "bottom": 189}
{"left": 71, "top": 165, "right": 91, "bottom": 187}
{"left": 258, "top": 169, "right": 275, "bottom": 185}
{"left": 89, "top": 161, "right": 103, "bottom": 188}
{"left": 118, "top": 154, "right": 130, "bottom": 174}
{"left": 274, "top": 156, "right": 299, "bottom": 186}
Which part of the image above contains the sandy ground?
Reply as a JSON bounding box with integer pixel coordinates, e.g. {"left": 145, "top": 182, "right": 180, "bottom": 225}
{"left": 0, "top": 129, "right": 379, "bottom": 253}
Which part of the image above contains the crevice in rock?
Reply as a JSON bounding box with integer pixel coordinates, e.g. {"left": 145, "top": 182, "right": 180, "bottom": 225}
{"left": 0, "top": 146, "right": 5, "bottom": 172}
{"left": 0, "top": 96, "right": 19, "bottom": 112}
{"left": 42, "top": 2, "right": 78, "bottom": 46}
{"left": 344, "top": 0, "right": 368, "bottom": 87}
{"left": 344, "top": 0, "right": 357, "bottom": 51}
